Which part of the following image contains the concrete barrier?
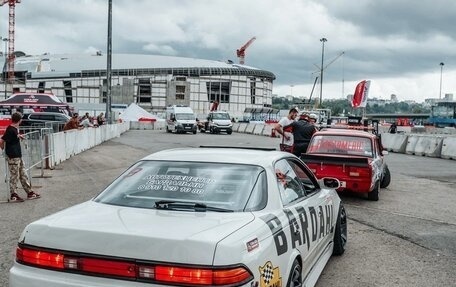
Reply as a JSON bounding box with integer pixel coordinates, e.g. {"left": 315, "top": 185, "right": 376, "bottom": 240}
{"left": 232, "top": 122, "right": 240, "bottom": 132}
{"left": 253, "top": 124, "right": 264, "bottom": 135}
{"left": 404, "top": 135, "right": 444, "bottom": 157}
{"left": 440, "top": 137, "right": 456, "bottom": 160}
{"left": 245, "top": 123, "right": 255, "bottom": 134}
{"left": 262, "top": 124, "right": 274, "bottom": 137}
{"left": 130, "top": 121, "right": 154, "bottom": 130}
{"left": 405, "top": 135, "right": 420, "bottom": 155}
{"left": 382, "top": 133, "right": 408, "bottom": 153}
{"left": 423, "top": 136, "right": 444, "bottom": 158}
{"left": 238, "top": 123, "right": 248, "bottom": 133}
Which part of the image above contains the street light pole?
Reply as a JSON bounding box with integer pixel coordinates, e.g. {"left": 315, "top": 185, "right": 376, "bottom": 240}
{"left": 2, "top": 37, "right": 8, "bottom": 99}
{"left": 319, "top": 37, "right": 327, "bottom": 107}
{"left": 439, "top": 62, "right": 444, "bottom": 100}
{"left": 106, "top": 0, "right": 113, "bottom": 124}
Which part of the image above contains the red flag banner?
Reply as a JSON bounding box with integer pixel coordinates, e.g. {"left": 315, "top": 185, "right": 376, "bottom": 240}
{"left": 351, "top": 80, "right": 370, "bottom": 108}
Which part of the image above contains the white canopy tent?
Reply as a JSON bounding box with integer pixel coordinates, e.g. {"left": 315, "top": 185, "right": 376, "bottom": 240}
{"left": 119, "top": 103, "right": 160, "bottom": 121}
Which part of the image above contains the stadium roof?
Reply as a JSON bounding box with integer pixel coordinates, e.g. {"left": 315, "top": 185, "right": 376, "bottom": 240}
{"left": 10, "top": 53, "right": 276, "bottom": 81}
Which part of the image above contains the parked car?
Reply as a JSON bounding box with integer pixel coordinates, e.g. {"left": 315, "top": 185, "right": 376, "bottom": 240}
{"left": 302, "top": 127, "right": 391, "bottom": 201}
{"left": 198, "top": 111, "right": 233, "bottom": 134}
{"left": 20, "top": 112, "right": 70, "bottom": 132}
{"left": 10, "top": 147, "right": 346, "bottom": 287}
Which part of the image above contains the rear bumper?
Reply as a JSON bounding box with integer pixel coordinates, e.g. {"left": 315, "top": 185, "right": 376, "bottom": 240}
{"left": 328, "top": 177, "right": 372, "bottom": 193}
{"left": 9, "top": 263, "right": 155, "bottom": 287}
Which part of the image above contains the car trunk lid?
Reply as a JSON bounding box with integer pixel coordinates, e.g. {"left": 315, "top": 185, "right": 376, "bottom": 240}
{"left": 21, "top": 201, "right": 255, "bottom": 265}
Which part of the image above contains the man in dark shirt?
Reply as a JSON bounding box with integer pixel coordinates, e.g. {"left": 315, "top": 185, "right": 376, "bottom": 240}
{"left": 0, "top": 112, "right": 40, "bottom": 202}
{"left": 285, "top": 113, "right": 318, "bottom": 157}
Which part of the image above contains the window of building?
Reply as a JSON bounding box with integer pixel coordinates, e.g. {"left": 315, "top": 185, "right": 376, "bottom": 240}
{"left": 137, "top": 78, "right": 151, "bottom": 103}
{"left": 176, "top": 85, "right": 186, "bottom": 94}
{"left": 38, "top": 81, "right": 45, "bottom": 93}
{"left": 206, "top": 81, "right": 230, "bottom": 103}
{"left": 175, "top": 76, "right": 187, "bottom": 81}
{"left": 63, "top": 80, "right": 72, "bottom": 103}
{"left": 175, "top": 85, "right": 186, "bottom": 100}
{"left": 250, "top": 80, "right": 256, "bottom": 96}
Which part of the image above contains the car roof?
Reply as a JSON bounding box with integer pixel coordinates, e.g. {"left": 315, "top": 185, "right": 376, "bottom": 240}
{"left": 315, "top": 128, "right": 377, "bottom": 139}
{"left": 142, "top": 147, "right": 286, "bottom": 166}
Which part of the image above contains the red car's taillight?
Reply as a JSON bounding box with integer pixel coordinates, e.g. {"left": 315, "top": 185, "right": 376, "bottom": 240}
{"left": 348, "top": 166, "right": 371, "bottom": 177}
{"left": 16, "top": 246, "right": 253, "bottom": 286}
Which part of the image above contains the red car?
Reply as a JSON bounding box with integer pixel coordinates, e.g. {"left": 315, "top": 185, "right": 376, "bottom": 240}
{"left": 301, "top": 128, "right": 391, "bottom": 201}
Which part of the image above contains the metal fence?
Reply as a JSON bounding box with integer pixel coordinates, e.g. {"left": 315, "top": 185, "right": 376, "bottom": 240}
{"left": 1, "top": 128, "right": 54, "bottom": 203}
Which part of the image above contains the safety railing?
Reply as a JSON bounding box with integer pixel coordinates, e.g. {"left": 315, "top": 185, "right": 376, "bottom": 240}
{"left": 2, "top": 122, "right": 130, "bottom": 202}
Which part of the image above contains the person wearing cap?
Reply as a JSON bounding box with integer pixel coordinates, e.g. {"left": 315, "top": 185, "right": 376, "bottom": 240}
{"left": 308, "top": 113, "right": 318, "bottom": 125}
{"left": 285, "top": 113, "right": 318, "bottom": 157}
{"left": 274, "top": 107, "right": 298, "bottom": 147}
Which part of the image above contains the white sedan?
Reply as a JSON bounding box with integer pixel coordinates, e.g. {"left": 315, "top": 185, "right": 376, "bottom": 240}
{"left": 10, "top": 147, "right": 347, "bottom": 287}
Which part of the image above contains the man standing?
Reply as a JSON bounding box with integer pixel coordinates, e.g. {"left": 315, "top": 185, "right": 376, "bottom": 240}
{"left": 286, "top": 113, "right": 318, "bottom": 157}
{"left": 388, "top": 122, "right": 397, "bottom": 134}
{"left": 275, "top": 107, "right": 298, "bottom": 147}
{"left": 0, "top": 112, "right": 40, "bottom": 202}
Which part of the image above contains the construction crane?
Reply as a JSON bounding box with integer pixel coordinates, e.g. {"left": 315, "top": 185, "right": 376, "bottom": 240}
{"left": 236, "top": 37, "right": 256, "bottom": 65}
{"left": 0, "top": 0, "right": 21, "bottom": 83}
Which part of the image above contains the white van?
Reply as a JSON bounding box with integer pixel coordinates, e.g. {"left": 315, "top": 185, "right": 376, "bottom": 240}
{"left": 165, "top": 105, "right": 197, "bottom": 134}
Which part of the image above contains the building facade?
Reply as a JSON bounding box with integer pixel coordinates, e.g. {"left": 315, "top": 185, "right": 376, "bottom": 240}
{"left": 3, "top": 53, "right": 276, "bottom": 118}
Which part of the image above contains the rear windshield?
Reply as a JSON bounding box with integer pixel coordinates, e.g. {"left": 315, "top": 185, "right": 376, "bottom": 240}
{"left": 307, "top": 135, "right": 373, "bottom": 157}
{"left": 94, "top": 161, "right": 267, "bottom": 212}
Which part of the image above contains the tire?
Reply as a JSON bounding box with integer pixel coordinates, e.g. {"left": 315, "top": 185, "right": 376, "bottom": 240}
{"left": 380, "top": 165, "right": 391, "bottom": 188}
{"left": 333, "top": 204, "right": 347, "bottom": 255}
{"left": 192, "top": 130, "right": 197, "bottom": 134}
{"left": 368, "top": 180, "right": 380, "bottom": 201}
{"left": 227, "top": 130, "right": 232, "bottom": 135}
{"left": 286, "top": 259, "right": 302, "bottom": 287}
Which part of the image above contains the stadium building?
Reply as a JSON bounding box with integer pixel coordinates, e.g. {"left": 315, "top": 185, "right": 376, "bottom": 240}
{"left": 3, "top": 52, "right": 276, "bottom": 118}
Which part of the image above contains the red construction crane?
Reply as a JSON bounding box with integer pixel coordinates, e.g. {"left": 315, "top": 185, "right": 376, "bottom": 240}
{"left": 236, "top": 36, "right": 256, "bottom": 65}
{"left": 0, "top": 0, "right": 21, "bottom": 83}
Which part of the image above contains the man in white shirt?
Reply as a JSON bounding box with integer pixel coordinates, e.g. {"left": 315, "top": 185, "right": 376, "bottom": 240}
{"left": 274, "top": 107, "right": 298, "bottom": 146}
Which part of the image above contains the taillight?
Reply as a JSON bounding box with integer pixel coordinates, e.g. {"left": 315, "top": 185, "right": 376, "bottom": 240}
{"left": 16, "top": 245, "right": 253, "bottom": 286}
{"left": 348, "top": 166, "right": 370, "bottom": 177}
{"left": 16, "top": 246, "right": 64, "bottom": 269}
{"left": 154, "top": 266, "right": 213, "bottom": 284}
{"left": 213, "top": 267, "right": 253, "bottom": 285}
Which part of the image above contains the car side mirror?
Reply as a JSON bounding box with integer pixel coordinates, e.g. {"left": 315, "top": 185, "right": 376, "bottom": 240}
{"left": 320, "top": 177, "right": 340, "bottom": 189}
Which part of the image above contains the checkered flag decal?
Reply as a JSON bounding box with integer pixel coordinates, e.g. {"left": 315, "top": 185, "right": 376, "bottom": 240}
{"left": 261, "top": 261, "right": 274, "bottom": 285}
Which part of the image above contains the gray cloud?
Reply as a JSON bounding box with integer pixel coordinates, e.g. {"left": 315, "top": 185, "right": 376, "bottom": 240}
{"left": 2, "top": 0, "right": 455, "bottom": 101}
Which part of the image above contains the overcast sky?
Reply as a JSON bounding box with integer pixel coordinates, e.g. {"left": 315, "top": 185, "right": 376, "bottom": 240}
{"left": 2, "top": 0, "right": 455, "bottom": 103}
